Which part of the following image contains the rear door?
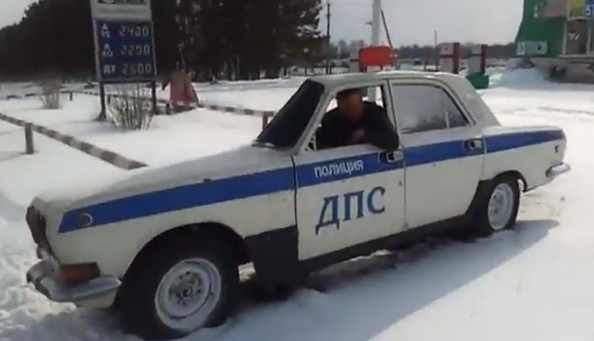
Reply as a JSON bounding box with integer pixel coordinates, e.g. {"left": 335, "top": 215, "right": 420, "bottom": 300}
{"left": 388, "top": 80, "right": 485, "bottom": 228}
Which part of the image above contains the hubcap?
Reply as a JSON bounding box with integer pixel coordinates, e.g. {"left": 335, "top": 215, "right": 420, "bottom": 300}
{"left": 154, "top": 258, "right": 222, "bottom": 332}
{"left": 487, "top": 183, "right": 515, "bottom": 231}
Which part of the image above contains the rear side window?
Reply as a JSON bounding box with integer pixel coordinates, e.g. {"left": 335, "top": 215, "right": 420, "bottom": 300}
{"left": 391, "top": 84, "right": 469, "bottom": 134}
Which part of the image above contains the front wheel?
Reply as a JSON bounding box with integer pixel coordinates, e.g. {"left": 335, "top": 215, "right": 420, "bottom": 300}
{"left": 472, "top": 175, "right": 520, "bottom": 237}
{"left": 119, "top": 239, "right": 240, "bottom": 340}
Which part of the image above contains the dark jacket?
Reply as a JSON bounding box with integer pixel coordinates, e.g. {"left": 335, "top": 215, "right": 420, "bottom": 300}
{"left": 316, "top": 101, "right": 400, "bottom": 150}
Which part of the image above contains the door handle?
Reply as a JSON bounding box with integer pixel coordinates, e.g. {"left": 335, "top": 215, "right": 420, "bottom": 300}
{"left": 463, "top": 138, "right": 484, "bottom": 152}
{"left": 380, "top": 150, "right": 403, "bottom": 164}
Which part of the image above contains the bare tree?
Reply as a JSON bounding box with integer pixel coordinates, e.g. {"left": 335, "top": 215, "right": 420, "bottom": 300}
{"left": 108, "top": 83, "right": 153, "bottom": 130}
{"left": 38, "top": 77, "right": 62, "bottom": 109}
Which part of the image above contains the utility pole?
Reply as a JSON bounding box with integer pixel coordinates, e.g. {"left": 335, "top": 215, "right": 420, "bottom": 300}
{"left": 326, "top": 0, "right": 332, "bottom": 74}
{"left": 434, "top": 30, "right": 439, "bottom": 70}
{"left": 371, "top": 0, "right": 381, "bottom": 46}
{"left": 368, "top": 0, "right": 381, "bottom": 100}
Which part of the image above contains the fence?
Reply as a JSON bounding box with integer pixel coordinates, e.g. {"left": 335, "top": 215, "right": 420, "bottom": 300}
{"left": 1, "top": 88, "right": 277, "bottom": 129}
{"left": 76, "top": 90, "right": 275, "bottom": 130}
{"left": 0, "top": 86, "right": 278, "bottom": 169}
{"left": 0, "top": 112, "right": 147, "bottom": 170}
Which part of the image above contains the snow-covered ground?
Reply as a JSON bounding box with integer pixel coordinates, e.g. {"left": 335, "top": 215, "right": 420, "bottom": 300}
{"left": 1, "top": 68, "right": 594, "bottom": 341}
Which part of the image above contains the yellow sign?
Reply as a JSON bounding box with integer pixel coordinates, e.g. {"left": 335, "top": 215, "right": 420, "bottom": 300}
{"left": 567, "top": 0, "right": 586, "bottom": 19}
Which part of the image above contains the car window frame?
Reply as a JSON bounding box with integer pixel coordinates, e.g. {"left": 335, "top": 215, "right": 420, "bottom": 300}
{"left": 254, "top": 79, "right": 326, "bottom": 150}
{"left": 295, "top": 79, "right": 398, "bottom": 154}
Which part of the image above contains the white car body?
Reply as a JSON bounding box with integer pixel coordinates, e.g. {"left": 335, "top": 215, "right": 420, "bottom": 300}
{"left": 25, "top": 71, "right": 570, "bottom": 311}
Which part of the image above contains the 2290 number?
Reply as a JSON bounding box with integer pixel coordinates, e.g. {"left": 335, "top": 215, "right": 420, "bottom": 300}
{"left": 120, "top": 44, "right": 152, "bottom": 57}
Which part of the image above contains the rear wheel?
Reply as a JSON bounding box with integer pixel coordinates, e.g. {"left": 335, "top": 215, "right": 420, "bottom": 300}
{"left": 119, "top": 238, "right": 240, "bottom": 340}
{"left": 472, "top": 175, "right": 520, "bottom": 237}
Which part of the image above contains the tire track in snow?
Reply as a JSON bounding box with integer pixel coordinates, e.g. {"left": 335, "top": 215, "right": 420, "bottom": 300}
{"left": 0, "top": 218, "right": 39, "bottom": 337}
{"left": 0, "top": 189, "right": 23, "bottom": 222}
{"left": 0, "top": 201, "right": 121, "bottom": 339}
{"left": 0, "top": 167, "right": 31, "bottom": 331}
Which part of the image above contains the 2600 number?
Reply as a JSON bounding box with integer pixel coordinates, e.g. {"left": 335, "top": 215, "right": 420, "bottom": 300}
{"left": 122, "top": 63, "right": 153, "bottom": 76}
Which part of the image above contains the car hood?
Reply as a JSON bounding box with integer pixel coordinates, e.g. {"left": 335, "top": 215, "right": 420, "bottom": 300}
{"left": 33, "top": 144, "right": 288, "bottom": 213}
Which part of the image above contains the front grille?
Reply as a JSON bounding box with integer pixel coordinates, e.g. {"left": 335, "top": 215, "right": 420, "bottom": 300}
{"left": 25, "top": 206, "right": 47, "bottom": 247}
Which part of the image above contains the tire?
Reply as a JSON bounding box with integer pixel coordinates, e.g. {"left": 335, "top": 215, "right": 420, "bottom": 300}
{"left": 472, "top": 175, "right": 520, "bottom": 237}
{"left": 119, "top": 238, "right": 240, "bottom": 340}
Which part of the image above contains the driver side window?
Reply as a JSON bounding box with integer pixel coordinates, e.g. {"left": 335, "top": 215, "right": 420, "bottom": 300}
{"left": 306, "top": 84, "right": 391, "bottom": 152}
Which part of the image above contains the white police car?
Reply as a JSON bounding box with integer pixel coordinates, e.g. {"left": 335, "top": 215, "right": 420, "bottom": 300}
{"left": 25, "top": 71, "right": 569, "bottom": 339}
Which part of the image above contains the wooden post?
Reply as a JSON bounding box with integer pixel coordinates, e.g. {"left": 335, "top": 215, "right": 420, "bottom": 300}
{"left": 261, "top": 116, "right": 269, "bottom": 130}
{"left": 24, "top": 124, "right": 34, "bottom": 155}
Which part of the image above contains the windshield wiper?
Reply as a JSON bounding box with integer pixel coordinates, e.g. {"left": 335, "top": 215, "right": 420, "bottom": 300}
{"left": 251, "top": 141, "right": 276, "bottom": 148}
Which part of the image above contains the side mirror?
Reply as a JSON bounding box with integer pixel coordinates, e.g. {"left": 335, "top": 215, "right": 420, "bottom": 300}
{"left": 361, "top": 87, "right": 369, "bottom": 99}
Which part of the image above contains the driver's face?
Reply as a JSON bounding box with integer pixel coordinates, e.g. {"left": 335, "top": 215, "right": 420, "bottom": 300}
{"left": 337, "top": 93, "right": 364, "bottom": 121}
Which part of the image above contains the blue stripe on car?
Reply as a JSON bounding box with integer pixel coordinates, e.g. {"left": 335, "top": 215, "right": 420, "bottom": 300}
{"left": 58, "top": 129, "right": 565, "bottom": 233}
{"left": 485, "top": 130, "right": 565, "bottom": 153}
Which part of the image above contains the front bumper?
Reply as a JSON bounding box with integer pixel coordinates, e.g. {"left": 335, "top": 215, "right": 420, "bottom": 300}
{"left": 26, "top": 260, "right": 121, "bottom": 304}
{"left": 546, "top": 162, "right": 571, "bottom": 180}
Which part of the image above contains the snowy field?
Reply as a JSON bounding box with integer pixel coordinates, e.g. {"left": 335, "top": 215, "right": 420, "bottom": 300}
{"left": 0, "top": 68, "right": 593, "bottom": 341}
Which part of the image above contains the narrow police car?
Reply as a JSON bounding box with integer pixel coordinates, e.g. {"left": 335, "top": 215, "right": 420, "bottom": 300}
{"left": 25, "top": 71, "right": 569, "bottom": 340}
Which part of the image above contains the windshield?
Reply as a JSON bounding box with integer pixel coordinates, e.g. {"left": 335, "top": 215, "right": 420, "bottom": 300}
{"left": 255, "top": 79, "right": 325, "bottom": 149}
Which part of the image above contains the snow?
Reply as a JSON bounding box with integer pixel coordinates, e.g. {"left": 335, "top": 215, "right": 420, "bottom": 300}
{"left": 0, "top": 96, "right": 262, "bottom": 166}
{"left": 1, "top": 68, "right": 594, "bottom": 341}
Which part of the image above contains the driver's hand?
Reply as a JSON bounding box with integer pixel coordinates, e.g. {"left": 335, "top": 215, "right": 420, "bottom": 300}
{"left": 350, "top": 129, "right": 365, "bottom": 143}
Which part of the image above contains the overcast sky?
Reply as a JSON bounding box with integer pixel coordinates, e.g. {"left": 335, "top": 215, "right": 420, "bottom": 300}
{"left": 0, "top": 0, "right": 523, "bottom": 46}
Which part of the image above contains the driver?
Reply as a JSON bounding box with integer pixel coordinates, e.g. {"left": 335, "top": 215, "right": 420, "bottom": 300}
{"left": 316, "top": 88, "right": 399, "bottom": 150}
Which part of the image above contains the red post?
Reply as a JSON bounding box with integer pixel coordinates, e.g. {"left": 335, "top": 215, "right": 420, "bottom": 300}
{"left": 480, "top": 44, "right": 488, "bottom": 74}
{"left": 452, "top": 42, "right": 461, "bottom": 74}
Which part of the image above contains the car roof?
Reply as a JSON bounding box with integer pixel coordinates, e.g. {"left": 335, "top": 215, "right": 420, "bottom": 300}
{"left": 309, "top": 70, "right": 463, "bottom": 88}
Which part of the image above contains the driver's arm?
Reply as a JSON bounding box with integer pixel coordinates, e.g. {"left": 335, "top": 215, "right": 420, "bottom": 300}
{"left": 316, "top": 109, "right": 343, "bottom": 149}
{"left": 364, "top": 104, "right": 400, "bottom": 150}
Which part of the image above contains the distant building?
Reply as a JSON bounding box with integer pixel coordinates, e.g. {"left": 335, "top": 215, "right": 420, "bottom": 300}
{"left": 516, "top": 0, "right": 594, "bottom": 82}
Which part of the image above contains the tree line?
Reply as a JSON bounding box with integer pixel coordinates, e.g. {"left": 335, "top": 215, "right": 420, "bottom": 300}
{"left": 0, "top": 0, "right": 515, "bottom": 81}
{"left": 327, "top": 40, "right": 515, "bottom": 61}
{"left": 0, "top": 0, "right": 324, "bottom": 81}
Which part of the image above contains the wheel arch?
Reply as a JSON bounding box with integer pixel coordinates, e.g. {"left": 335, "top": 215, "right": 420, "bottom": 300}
{"left": 492, "top": 170, "right": 527, "bottom": 192}
{"left": 122, "top": 222, "right": 250, "bottom": 281}
{"left": 466, "top": 170, "right": 526, "bottom": 220}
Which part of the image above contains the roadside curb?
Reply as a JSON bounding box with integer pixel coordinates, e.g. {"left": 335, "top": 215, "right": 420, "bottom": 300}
{"left": 0, "top": 112, "right": 147, "bottom": 170}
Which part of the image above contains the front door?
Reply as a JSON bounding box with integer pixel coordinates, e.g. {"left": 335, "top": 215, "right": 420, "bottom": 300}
{"left": 293, "top": 145, "right": 405, "bottom": 260}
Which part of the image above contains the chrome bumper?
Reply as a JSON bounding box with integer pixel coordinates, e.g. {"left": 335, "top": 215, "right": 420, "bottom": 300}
{"left": 26, "top": 260, "right": 121, "bottom": 304}
{"left": 546, "top": 162, "right": 571, "bottom": 180}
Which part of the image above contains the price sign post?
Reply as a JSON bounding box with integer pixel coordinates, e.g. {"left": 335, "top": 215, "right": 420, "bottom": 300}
{"left": 96, "top": 21, "right": 156, "bottom": 81}
{"left": 90, "top": 0, "right": 158, "bottom": 119}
